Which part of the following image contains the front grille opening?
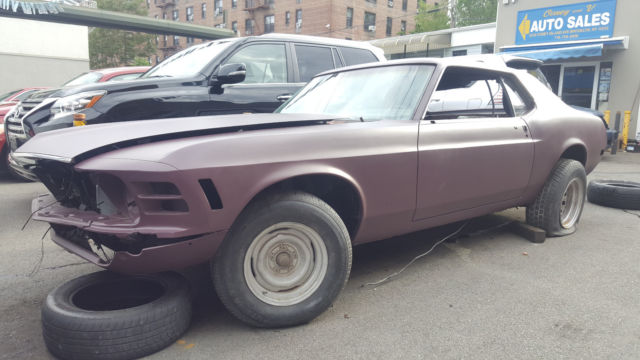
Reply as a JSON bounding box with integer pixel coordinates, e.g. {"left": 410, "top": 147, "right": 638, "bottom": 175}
{"left": 161, "top": 199, "right": 189, "bottom": 212}
{"left": 198, "top": 179, "right": 223, "bottom": 210}
{"left": 149, "top": 182, "right": 180, "bottom": 195}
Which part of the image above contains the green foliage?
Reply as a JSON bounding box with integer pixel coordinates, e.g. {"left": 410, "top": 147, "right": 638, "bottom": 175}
{"left": 413, "top": 2, "right": 450, "bottom": 33}
{"left": 454, "top": 0, "right": 498, "bottom": 27}
{"left": 133, "top": 56, "right": 151, "bottom": 66}
{"left": 89, "top": 0, "right": 156, "bottom": 69}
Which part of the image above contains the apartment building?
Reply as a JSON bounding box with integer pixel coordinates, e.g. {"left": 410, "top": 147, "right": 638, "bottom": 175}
{"left": 147, "top": 0, "right": 435, "bottom": 64}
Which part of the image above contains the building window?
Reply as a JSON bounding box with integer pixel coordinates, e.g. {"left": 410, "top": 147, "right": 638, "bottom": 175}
{"left": 186, "top": 6, "right": 193, "bottom": 21}
{"left": 154, "top": 14, "right": 158, "bottom": 19}
{"left": 232, "top": 21, "right": 238, "bottom": 33}
{"left": 146, "top": 0, "right": 150, "bottom": 8}
{"left": 162, "top": 12, "right": 166, "bottom": 19}
{"left": 386, "top": 17, "right": 392, "bottom": 36}
{"left": 402, "top": 0, "right": 407, "bottom": 11}
{"left": 264, "top": 15, "right": 275, "bottom": 33}
{"left": 295, "top": 9, "right": 302, "bottom": 32}
{"left": 366, "top": 0, "right": 376, "bottom": 4}
{"left": 155, "top": 35, "right": 159, "bottom": 45}
{"left": 346, "top": 7, "right": 353, "bottom": 28}
{"left": 388, "top": 0, "right": 393, "bottom": 7}
{"left": 173, "top": 35, "right": 179, "bottom": 46}
{"left": 172, "top": 9, "right": 179, "bottom": 21}
{"left": 452, "top": 49, "right": 467, "bottom": 56}
{"left": 215, "top": 0, "right": 223, "bottom": 16}
{"left": 155, "top": 55, "right": 160, "bottom": 64}
{"left": 401, "top": 20, "right": 406, "bottom": 33}
{"left": 364, "top": 12, "right": 376, "bottom": 32}
{"left": 245, "top": 18, "right": 254, "bottom": 35}
{"left": 201, "top": 3, "right": 206, "bottom": 18}
{"left": 232, "top": 0, "right": 237, "bottom": 8}
{"left": 163, "top": 35, "right": 167, "bottom": 46}
{"left": 296, "top": 0, "right": 301, "bottom": 3}
{"left": 285, "top": 11, "right": 290, "bottom": 26}
{"left": 187, "top": 37, "right": 194, "bottom": 44}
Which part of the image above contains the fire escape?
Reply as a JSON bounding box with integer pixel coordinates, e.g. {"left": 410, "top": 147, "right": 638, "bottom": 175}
{"left": 243, "top": 0, "right": 272, "bottom": 35}
{"left": 156, "top": 0, "right": 179, "bottom": 56}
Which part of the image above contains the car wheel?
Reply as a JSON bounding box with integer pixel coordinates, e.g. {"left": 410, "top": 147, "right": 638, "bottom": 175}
{"left": 212, "top": 192, "right": 352, "bottom": 328}
{"left": 587, "top": 180, "right": 640, "bottom": 210}
{"left": 42, "top": 271, "right": 191, "bottom": 360}
{"left": 526, "top": 159, "right": 587, "bottom": 237}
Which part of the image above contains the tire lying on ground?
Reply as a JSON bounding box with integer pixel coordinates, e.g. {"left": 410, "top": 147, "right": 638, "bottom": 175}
{"left": 42, "top": 271, "right": 191, "bottom": 360}
{"left": 526, "top": 159, "right": 587, "bottom": 237}
{"left": 587, "top": 180, "right": 640, "bottom": 210}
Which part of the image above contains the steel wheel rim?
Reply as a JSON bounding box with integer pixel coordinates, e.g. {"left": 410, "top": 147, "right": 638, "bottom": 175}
{"left": 560, "top": 178, "right": 584, "bottom": 229}
{"left": 244, "top": 222, "right": 328, "bottom": 306}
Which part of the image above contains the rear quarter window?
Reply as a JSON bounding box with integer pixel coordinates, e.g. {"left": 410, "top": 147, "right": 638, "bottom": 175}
{"left": 295, "top": 45, "right": 335, "bottom": 83}
{"left": 339, "top": 47, "right": 378, "bottom": 66}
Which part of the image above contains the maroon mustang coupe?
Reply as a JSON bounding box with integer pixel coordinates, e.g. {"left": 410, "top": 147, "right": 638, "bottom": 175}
{"left": 13, "top": 58, "right": 606, "bottom": 328}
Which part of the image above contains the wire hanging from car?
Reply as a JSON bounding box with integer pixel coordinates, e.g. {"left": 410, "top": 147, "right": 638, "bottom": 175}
{"left": 21, "top": 198, "right": 59, "bottom": 231}
{"left": 28, "top": 226, "right": 51, "bottom": 277}
{"left": 365, "top": 220, "right": 470, "bottom": 287}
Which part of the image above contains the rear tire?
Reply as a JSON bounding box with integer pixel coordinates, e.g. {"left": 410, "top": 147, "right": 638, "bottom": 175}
{"left": 212, "top": 192, "right": 352, "bottom": 328}
{"left": 526, "top": 159, "right": 586, "bottom": 237}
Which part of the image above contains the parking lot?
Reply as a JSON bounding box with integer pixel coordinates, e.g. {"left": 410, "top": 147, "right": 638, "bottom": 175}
{"left": 0, "top": 152, "right": 639, "bottom": 360}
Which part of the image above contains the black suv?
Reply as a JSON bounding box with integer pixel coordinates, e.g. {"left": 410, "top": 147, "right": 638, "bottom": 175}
{"left": 5, "top": 34, "right": 384, "bottom": 161}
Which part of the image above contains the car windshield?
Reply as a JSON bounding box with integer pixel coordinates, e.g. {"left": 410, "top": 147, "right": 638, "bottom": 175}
{"left": 141, "top": 40, "right": 236, "bottom": 79}
{"left": 279, "top": 64, "right": 435, "bottom": 121}
{"left": 63, "top": 72, "right": 104, "bottom": 87}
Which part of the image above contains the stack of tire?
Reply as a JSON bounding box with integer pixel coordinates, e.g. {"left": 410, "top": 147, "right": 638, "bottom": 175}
{"left": 42, "top": 271, "right": 192, "bottom": 360}
{"left": 587, "top": 180, "right": 640, "bottom": 210}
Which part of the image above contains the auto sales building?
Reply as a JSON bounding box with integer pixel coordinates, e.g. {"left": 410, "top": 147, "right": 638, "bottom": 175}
{"left": 496, "top": 0, "right": 640, "bottom": 142}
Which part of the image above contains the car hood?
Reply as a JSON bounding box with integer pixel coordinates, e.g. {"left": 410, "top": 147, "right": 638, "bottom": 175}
{"left": 14, "top": 113, "right": 337, "bottom": 163}
{"left": 55, "top": 75, "right": 204, "bottom": 98}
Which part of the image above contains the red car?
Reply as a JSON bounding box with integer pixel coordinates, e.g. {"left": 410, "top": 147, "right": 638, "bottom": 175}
{"left": 0, "top": 88, "right": 48, "bottom": 173}
{"left": 2, "top": 66, "right": 149, "bottom": 177}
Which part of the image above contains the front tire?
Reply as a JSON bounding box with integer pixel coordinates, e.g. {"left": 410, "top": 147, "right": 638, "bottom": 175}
{"left": 212, "top": 192, "right": 352, "bottom": 328}
{"left": 526, "top": 159, "right": 587, "bottom": 237}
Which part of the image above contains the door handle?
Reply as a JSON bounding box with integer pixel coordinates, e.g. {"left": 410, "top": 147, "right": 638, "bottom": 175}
{"left": 276, "top": 94, "right": 292, "bottom": 102}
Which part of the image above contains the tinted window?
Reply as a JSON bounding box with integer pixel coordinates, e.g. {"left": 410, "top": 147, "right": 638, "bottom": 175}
{"left": 295, "top": 45, "right": 334, "bottom": 82}
{"left": 226, "top": 43, "right": 287, "bottom": 84}
{"left": 142, "top": 40, "right": 235, "bottom": 78}
{"left": 280, "top": 65, "right": 434, "bottom": 121}
{"left": 14, "top": 90, "right": 38, "bottom": 101}
{"left": 339, "top": 47, "right": 378, "bottom": 66}
{"left": 427, "top": 68, "right": 509, "bottom": 119}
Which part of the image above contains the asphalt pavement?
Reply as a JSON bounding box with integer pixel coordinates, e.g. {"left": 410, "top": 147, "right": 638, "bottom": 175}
{"left": 0, "top": 152, "right": 639, "bottom": 360}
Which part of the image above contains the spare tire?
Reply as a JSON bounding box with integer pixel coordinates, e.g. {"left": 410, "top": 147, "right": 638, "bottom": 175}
{"left": 42, "top": 271, "right": 191, "bottom": 360}
{"left": 587, "top": 180, "right": 640, "bottom": 210}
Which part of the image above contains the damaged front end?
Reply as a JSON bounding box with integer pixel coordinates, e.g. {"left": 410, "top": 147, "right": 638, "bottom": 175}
{"left": 16, "top": 155, "right": 226, "bottom": 274}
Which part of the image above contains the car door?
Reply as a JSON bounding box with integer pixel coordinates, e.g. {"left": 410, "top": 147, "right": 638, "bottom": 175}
{"left": 414, "top": 67, "right": 535, "bottom": 220}
{"left": 207, "top": 42, "right": 300, "bottom": 115}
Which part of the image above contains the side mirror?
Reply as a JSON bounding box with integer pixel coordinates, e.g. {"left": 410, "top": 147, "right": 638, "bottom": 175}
{"left": 212, "top": 63, "right": 246, "bottom": 86}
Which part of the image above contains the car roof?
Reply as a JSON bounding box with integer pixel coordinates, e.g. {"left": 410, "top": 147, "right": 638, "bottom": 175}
{"left": 253, "top": 33, "right": 381, "bottom": 50}
{"left": 313, "top": 57, "right": 519, "bottom": 78}
{"left": 93, "top": 66, "right": 151, "bottom": 75}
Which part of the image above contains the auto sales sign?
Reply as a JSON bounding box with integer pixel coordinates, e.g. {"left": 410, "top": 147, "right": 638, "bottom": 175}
{"left": 515, "top": 0, "right": 617, "bottom": 45}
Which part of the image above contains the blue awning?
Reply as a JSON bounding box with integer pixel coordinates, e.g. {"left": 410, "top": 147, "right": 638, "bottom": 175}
{"left": 504, "top": 44, "right": 603, "bottom": 61}
{"left": 500, "top": 37, "right": 628, "bottom": 61}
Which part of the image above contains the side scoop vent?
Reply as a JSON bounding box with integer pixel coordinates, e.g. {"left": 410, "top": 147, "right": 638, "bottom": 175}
{"left": 198, "top": 179, "right": 223, "bottom": 210}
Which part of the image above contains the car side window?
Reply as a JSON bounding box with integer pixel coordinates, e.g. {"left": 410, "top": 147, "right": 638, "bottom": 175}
{"left": 339, "top": 47, "right": 378, "bottom": 66}
{"left": 502, "top": 76, "right": 534, "bottom": 117}
{"left": 225, "top": 43, "right": 287, "bottom": 84}
{"left": 295, "top": 45, "right": 334, "bottom": 83}
{"left": 426, "top": 68, "right": 510, "bottom": 120}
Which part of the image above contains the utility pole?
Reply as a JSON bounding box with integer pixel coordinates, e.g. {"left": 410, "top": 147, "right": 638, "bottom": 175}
{"left": 449, "top": 0, "right": 457, "bottom": 28}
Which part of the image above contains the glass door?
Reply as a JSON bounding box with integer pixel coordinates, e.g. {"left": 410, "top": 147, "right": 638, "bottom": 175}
{"left": 560, "top": 65, "right": 597, "bottom": 109}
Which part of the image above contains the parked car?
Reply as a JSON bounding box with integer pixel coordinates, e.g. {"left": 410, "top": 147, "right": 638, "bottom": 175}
{"left": 4, "top": 34, "right": 384, "bottom": 168}
{"left": 13, "top": 58, "right": 606, "bottom": 329}
{"left": 2, "top": 67, "right": 148, "bottom": 178}
{"left": 0, "top": 88, "right": 49, "bottom": 174}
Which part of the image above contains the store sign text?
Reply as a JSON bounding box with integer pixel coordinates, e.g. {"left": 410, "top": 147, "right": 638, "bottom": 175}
{"left": 516, "top": 0, "right": 616, "bottom": 45}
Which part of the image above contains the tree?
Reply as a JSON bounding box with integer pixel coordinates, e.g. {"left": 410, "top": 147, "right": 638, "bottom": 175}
{"left": 454, "top": 0, "right": 498, "bottom": 27}
{"left": 413, "top": 2, "right": 450, "bottom": 33}
{"left": 89, "top": 0, "right": 156, "bottom": 69}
